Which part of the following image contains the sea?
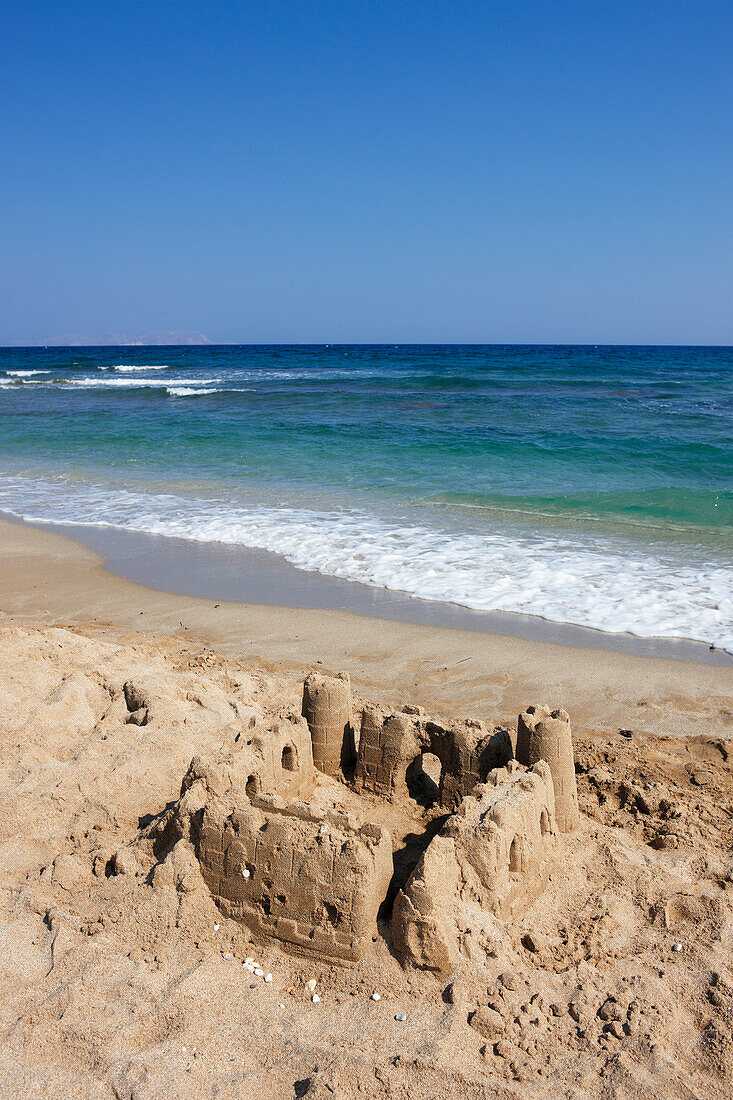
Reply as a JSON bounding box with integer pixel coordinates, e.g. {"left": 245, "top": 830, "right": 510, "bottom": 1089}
{"left": 0, "top": 344, "right": 731, "bottom": 652}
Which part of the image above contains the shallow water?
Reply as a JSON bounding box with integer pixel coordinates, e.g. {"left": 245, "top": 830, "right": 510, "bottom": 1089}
{"left": 1, "top": 344, "right": 731, "bottom": 650}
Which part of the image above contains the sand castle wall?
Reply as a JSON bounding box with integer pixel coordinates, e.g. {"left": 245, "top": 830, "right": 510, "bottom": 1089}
{"left": 447, "top": 759, "right": 558, "bottom": 916}
{"left": 391, "top": 760, "right": 558, "bottom": 974}
{"left": 185, "top": 713, "right": 317, "bottom": 804}
{"left": 194, "top": 795, "right": 392, "bottom": 963}
{"left": 175, "top": 709, "right": 392, "bottom": 964}
{"left": 354, "top": 705, "right": 513, "bottom": 809}
{"left": 248, "top": 715, "right": 316, "bottom": 801}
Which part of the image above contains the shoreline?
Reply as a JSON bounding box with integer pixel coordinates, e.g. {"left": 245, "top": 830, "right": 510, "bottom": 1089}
{"left": 2, "top": 510, "right": 730, "bottom": 667}
{"left": 0, "top": 514, "right": 730, "bottom": 740}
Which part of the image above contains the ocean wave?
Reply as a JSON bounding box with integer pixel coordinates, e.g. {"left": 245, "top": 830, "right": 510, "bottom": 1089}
{"left": 5, "top": 370, "right": 52, "bottom": 377}
{"left": 60, "top": 376, "right": 221, "bottom": 390}
{"left": 166, "top": 387, "right": 219, "bottom": 397}
{"left": 106, "top": 364, "right": 170, "bottom": 373}
{"left": 0, "top": 373, "right": 236, "bottom": 395}
{"left": 429, "top": 487, "right": 733, "bottom": 532}
{"left": 0, "top": 474, "right": 730, "bottom": 652}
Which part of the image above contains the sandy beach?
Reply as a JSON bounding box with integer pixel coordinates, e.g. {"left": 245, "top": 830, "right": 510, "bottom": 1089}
{"left": 0, "top": 517, "right": 731, "bottom": 1098}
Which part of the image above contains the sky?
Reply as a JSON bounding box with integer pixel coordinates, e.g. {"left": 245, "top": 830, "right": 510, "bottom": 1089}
{"left": 1, "top": 0, "right": 732, "bottom": 345}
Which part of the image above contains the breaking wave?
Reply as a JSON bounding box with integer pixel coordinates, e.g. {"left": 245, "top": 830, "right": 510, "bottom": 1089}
{"left": 0, "top": 473, "right": 730, "bottom": 652}
{"left": 107, "top": 364, "right": 170, "bottom": 372}
{"left": 166, "top": 387, "right": 219, "bottom": 397}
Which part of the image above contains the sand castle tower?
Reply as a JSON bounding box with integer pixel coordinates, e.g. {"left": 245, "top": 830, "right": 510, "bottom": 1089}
{"left": 302, "top": 671, "right": 356, "bottom": 778}
{"left": 515, "top": 705, "right": 579, "bottom": 831}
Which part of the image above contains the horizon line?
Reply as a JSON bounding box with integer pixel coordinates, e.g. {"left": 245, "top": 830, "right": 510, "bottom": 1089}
{"left": 2, "top": 341, "right": 733, "bottom": 351}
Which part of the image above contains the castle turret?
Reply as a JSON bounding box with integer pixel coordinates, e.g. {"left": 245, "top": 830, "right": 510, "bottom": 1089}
{"left": 515, "top": 705, "right": 579, "bottom": 831}
{"left": 302, "top": 671, "right": 356, "bottom": 778}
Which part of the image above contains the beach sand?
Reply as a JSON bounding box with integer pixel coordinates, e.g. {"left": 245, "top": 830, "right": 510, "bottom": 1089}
{"left": 0, "top": 517, "right": 731, "bottom": 1098}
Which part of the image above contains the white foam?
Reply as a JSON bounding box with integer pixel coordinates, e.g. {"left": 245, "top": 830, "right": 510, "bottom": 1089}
{"left": 108, "top": 364, "right": 170, "bottom": 372}
{"left": 63, "top": 377, "right": 167, "bottom": 388}
{"left": 0, "top": 474, "right": 730, "bottom": 652}
{"left": 54, "top": 377, "right": 220, "bottom": 390}
{"left": 166, "top": 386, "right": 219, "bottom": 397}
{"left": 5, "top": 370, "right": 52, "bottom": 377}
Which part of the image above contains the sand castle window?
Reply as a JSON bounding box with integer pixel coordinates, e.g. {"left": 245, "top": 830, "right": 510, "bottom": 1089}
{"left": 246, "top": 774, "right": 260, "bottom": 798}
{"left": 509, "top": 836, "right": 522, "bottom": 872}
{"left": 324, "top": 902, "right": 342, "bottom": 926}
{"left": 540, "top": 808, "right": 550, "bottom": 836}
{"left": 281, "top": 745, "right": 298, "bottom": 771}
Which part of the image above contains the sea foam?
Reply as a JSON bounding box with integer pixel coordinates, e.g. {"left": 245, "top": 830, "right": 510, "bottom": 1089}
{"left": 107, "top": 364, "right": 170, "bottom": 372}
{"left": 5, "top": 370, "right": 52, "bottom": 377}
{"left": 166, "top": 386, "right": 219, "bottom": 397}
{"left": 0, "top": 474, "right": 729, "bottom": 652}
{"left": 57, "top": 376, "right": 221, "bottom": 390}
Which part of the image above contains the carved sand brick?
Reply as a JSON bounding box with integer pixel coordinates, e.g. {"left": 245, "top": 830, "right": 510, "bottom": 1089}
{"left": 195, "top": 796, "right": 392, "bottom": 964}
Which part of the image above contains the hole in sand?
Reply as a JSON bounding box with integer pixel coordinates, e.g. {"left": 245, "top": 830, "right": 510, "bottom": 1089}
{"left": 509, "top": 836, "right": 521, "bottom": 872}
{"left": 540, "top": 808, "right": 550, "bottom": 836}
{"left": 324, "top": 902, "right": 341, "bottom": 926}
{"left": 405, "top": 752, "right": 442, "bottom": 808}
{"left": 281, "top": 745, "right": 298, "bottom": 771}
{"left": 246, "top": 774, "right": 260, "bottom": 799}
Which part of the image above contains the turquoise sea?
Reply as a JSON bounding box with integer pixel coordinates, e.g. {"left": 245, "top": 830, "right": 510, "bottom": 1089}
{"left": 0, "top": 344, "right": 731, "bottom": 650}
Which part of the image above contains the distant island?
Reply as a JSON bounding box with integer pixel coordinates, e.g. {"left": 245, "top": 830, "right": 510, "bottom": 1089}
{"left": 46, "top": 330, "right": 211, "bottom": 346}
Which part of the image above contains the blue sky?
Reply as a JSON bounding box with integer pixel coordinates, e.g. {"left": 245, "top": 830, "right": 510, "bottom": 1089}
{"left": 1, "top": 0, "right": 732, "bottom": 344}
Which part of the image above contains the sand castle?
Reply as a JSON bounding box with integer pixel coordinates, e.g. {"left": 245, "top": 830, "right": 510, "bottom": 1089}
{"left": 170, "top": 674, "right": 579, "bottom": 971}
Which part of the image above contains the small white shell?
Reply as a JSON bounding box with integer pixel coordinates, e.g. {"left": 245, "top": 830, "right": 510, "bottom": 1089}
{"left": 255, "top": 968, "right": 264, "bottom": 977}
{"left": 264, "top": 973, "right": 273, "bottom": 983}
{"left": 213, "top": 923, "right": 220, "bottom": 931}
{"left": 242, "top": 868, "right": 251, "bottom": 879}
{"left": 305, "top": 978, "right": 317, "bottom": 992}
{"left": 395, "top": 1012, "right": 407, "bottom": 1021}
{"left": 371, "top": 992, "right": 381, "bottom": 1001}
{"left": 312, "top": 994, "right": 320, "bottom": 1003}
